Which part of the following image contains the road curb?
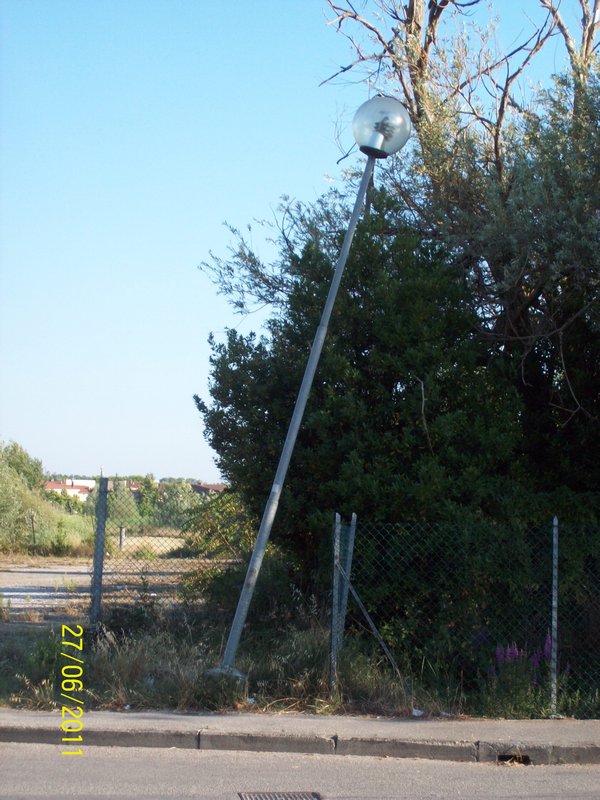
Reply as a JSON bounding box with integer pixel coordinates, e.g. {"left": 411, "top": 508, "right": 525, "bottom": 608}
{"left": 2, "top": 723, "right": 599, "bottom": 764}
{"left": 477, "top": 740, "right": 600, "bottom": 765}
{"left": 0, "top": 725, "right": 198, "bottom": 749}
{"left": 199, "top": 731, "right": 336, "bottom": 755}
{"left": 335, "top": 736, "right": 477, "bottom": 761}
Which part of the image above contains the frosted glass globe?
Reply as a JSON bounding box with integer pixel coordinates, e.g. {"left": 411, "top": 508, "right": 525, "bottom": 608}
{"left": 352, "top": 96, "right": 411, "bottom": 158}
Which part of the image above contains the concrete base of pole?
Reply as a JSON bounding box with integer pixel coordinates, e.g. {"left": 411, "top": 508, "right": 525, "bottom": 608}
{"left": 204, "top": 666, "right": 246, "bottom": 682}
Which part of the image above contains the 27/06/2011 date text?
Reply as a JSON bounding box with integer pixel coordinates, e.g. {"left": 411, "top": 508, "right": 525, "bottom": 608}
{"left": 60, "top": 624, "right": 84, "bottom": 755}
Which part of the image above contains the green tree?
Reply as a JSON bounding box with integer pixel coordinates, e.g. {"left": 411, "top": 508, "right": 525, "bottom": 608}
{"left": 493, "top": 75, "right": 600, "bottom": 492}
{"left": 321, "top": 0, "right": 600, "bottom": 496}
{"left": 199, "top": 5, "right": 600, "bottom": 561}
{"left": 184, "top": 491, "right": 255, "bottom": 558}
{"left": 1, "top": 441, "right": 44, "bottom": 490}
{"left": 137, "top": 475, "right": 160, "bottom": 523}
{"left": 196, "top": 191, "right": 536, "bottom": 579}
{"left": 108, "top": 481, "right": 142, "bottom": 529}
{"left": 196, "top": 3, "right": 600, "bottom": 595}
{"left": 0, "top": 449, "right": 29, "bottom": 549}
{"left": 0, "top": 444, "right": 60, "bottom": 551}
{"left": 153, "top": 481, "right": 200, "bottom": 528}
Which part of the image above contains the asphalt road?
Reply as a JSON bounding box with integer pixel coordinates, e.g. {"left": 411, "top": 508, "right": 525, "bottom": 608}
{"left": 1, "top": 743, "right": 599, "bottom": 799}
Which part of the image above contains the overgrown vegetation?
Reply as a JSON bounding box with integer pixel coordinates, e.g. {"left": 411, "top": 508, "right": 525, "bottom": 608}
{"left": 0, "top": 442, "right": 94, "bottom": 556}
{"left": 0, "top": 627, "right": 61, "bottom": 707}
{"left": 196, "top": 2, "right": 600, "bottom": 580}
{"left": 0, "top": 572, "right": 415, "bottom": 716}
{"left": 0, "top": 622, "right": 438, "bottom": 713}
{"left": 183, "top": 491, "right": 255, "bottom": 558}
{"left": 4, "top": 578, "right": 598, "bottom": 718}
{"left": 0, "top": 441, "right": 216, "bottom": 556}
{"left": 84, "top": 476, "right": 207, "bottom": 532}
{"left": 3, "top": 3, "right": 599, "bottom": 722}
{"left": 192, "top": 2, "right": 599, "bottom": 716}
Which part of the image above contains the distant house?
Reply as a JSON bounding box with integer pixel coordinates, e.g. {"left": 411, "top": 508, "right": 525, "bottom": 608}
{"left": 190, "top": 482, "right": 227, "bottom": 496}
{"left": 45, "top": 479, "right": 94, "bottom": 502}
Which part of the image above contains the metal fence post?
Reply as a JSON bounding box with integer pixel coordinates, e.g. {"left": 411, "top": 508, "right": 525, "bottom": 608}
{"left": 551, "top": 515, "right": 559, "bottom": 716}
{"left": 90, "top": 477, "right": 109, "bottom": 627}
{"left": 338, "top": 512, "right": 357, "bottom": 650}
{"left": 330, "top": 513, "right": 342, "bottom": 692}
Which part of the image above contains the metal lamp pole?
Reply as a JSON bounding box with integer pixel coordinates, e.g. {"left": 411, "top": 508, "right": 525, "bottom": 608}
{"left": 216, "top": 96, "right": 412, "bottom": 677}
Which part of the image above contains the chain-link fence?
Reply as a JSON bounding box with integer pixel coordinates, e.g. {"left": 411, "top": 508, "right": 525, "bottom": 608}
{"left": 333, "top": 516, "right": 600, "bottom": 718}
{"left": 88, "top": 478, "right": 598, "bottom": 717}
{"left": 90, "top": 478, "right": 249, "bottom": 624}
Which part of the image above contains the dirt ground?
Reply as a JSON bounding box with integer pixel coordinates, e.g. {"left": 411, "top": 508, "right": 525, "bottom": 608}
{"left": 0, "top": 560, "right": 92, "bottom": 624}
{"left": 0, "top": 553, "right": 227, "bottom": 625}
{"left": 113, "top": 535, "right": 185, "bottom": 556}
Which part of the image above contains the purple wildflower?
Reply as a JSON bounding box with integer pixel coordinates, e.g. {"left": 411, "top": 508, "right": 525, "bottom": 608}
{"left": 495, "top": 645, "right": 505, "bottom": 665}
{"left": 506, "top": 642, "right": 519, "bottom": 662}
{"left": 531, "top": 650, "right": 541, "bottom": 669}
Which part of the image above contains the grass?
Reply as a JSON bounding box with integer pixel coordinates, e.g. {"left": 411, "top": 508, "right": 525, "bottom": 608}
{"left": 1, "top": 556, "right": 597, "bottom": 719}
{"left": 27, "top": 515, "right": 95, "bottom": 558}
{"left": 86, "top": 627, "right": 242, "bottom": 711}
{"left": 0, "top": 594, "right": 10, "bottom": 622}
{"left": 0, "top": 625, "right": 59, "bottom": 705}
{"left": 0, "top": 485, "right": 97, "bottom": 557}
{"left": 2, "top": 506, "right": 188, "bottom": 561}
{"left": 0, "top": 598, "right": 424, "bottom": 717}
{"left": 4, "top": 512, "right": 95, "bottom": 558}
{"left": 2, "top": 610, "right": 599, "bottom": 718}
{"left": 54, "top": 576, "right": 78, "bottom": 593}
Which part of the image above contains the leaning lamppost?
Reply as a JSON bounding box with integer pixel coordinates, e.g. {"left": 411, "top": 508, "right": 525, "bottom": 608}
{"left": 216, "top": 96, "right": 411, "bottom": 677}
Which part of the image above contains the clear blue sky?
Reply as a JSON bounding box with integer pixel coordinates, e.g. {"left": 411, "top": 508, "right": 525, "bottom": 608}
{"left": 0, "top": 0, "right": 574, "bottom": 481}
